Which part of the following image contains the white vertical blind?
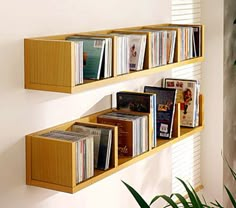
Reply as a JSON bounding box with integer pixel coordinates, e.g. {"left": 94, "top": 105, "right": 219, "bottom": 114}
{"left": 171, "top": 0, "right": 202, "bottom": 194}
{"left": 172, "top": 0, "right": 201, "bottom": 24}
{"left": 172, "top": 134, "right": 201, "bottom": 194}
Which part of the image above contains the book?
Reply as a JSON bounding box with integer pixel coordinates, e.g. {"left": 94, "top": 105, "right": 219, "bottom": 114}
{"left": 164, "top": 78, "right": 200, "bottom": 127}
{"left": 153, "top": 25, "right": 198, "bottom": 60}
{"left": 97, "top": 128, "right": 113, "bottom": 170}
{"left": 193, "top": 26, "right": 202, "bottom": 57}
{"left": 99, "top": 37, "right": 112, "bottom": 78}
{"left": 106, "top": 33, "right": 130, "bottom": 75}
{"left": 144, "top": 86, "right": 176, "bottom": 138}
{"left": 110, "top": 111, "right": 148, "bottom": 155}
{"left": 128, "top": 34, "right": 146, "bottom": 70}
{"left": 71, "top": 125, "right": 101, "bottom": 169}
{"left": 97, "top": 112, "right": 148, "bottom": 157}
{"left": 113, "top": 111, "right": 149, "bottom": 154}
{"left": 41, "top": 130, "right": 94, "bottom": 183}
{"left": 69, "top": 36, "right": 113, "bottom": 78}
{"left": 83, "top": 33, "right": 130, "bottom": 76}
{"left": 66, "top": 36, "right": 105, "bottom": 80}
{"left": 97, "top": 113, "right": 134, "bottom": 157}
{"left": 72, "top": 124, "right": 113, "bottom": 170}
{"left": 74, "top": 41, "right": 83, "bottom": 85}
{"left": 134, "top": 29, "right": 176, "bottom": 67}
{"left": 116, "top": 91, "right": 157, "bottom": 147}
{"left": 167, "top": 30, "right": 177, "bottom": 64}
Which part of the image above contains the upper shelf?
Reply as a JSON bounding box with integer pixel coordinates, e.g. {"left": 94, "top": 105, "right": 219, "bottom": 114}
{"left": 24, "top": 23, "right": 205, "bottom": 93}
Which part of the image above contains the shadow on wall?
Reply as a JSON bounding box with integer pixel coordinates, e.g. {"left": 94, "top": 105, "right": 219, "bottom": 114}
{"left": 0, "top": 137, "right": 56, "bottom": 208}
{"left": 81, "top": 94, "right": 112, "bottom": 118}
{"left": 121, "top": 148, "right": 172, "bottom": 208}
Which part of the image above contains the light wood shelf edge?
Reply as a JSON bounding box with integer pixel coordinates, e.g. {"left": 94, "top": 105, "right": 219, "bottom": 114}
{"left": 27, "top": 124, "right": 204, "bottom": 194}
{"left": 72, "top": 57, "right": 204, "bottom": 93}
{"left": 25, "top": 57, "right": 204, "bottom": 94}
{"left": 72, "top": 125, "right": 204, "bottom": 193}
{"left": 29, "top": 179, "right": 73, "bottom": 193}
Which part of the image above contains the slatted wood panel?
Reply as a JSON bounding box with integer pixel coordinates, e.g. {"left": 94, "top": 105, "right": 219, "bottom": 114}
{"left": 171, "top": 0, "right": 202, "bottom": 194}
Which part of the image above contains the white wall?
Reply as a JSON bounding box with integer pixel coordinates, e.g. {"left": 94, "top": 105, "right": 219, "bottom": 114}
{"left": 0, "top": 0, "right": 173, "bottom": 207}
{"left": 201, "top": 0, "right": 224, "bottom": 203}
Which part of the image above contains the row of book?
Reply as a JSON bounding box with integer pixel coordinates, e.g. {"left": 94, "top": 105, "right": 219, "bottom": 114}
{"left": 164, "top": 78, "right": 200, "bottom": 127}
{"left": 97, "top": 77, "right": 200, "bottom": 156}
{"left": 65, "top": 25, "right": 202, "bottom": 84}
{"left": 116, "top": 91, "right": 157, "bottom": 148}
{"left": 41, "top": 123, "right": 114, "bottom": 184}
{"left": 67, "top": 36, "right": 113, "bottom": 84}
{"left": 40, "top": 78, "right": 200, "bottom": 183}
{"left": 113, "top": 78, "right": 200, "bottom": 147}
{"left": 42, "top": 130, "right": 94, "bottom": 183}
{"left": 144, "top": 29, "right": 176, "bottom": 67}
{"left": 66, "top": 33, "right": 146, "bottom": 85}
{"left": 98, "top": 112, "right": 149, "bottom": 157}
{"left": 179, "top": 26, "right": 202, "bottom": 60}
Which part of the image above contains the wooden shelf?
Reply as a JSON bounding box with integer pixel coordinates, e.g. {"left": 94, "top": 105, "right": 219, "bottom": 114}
{"left": 25, "top": 23, "right": 205, "bottom": 193}
{"left": 24, "top": 23, "right": 204, "bottom": 93}
{"left": 26, "top": 95, "right": 204, "bottom": 193}
{"left": 73, "top": 57, "right": 204, "bottom": 93}
{"left": 26, "top": 125, "right": 204, "bottom": 193}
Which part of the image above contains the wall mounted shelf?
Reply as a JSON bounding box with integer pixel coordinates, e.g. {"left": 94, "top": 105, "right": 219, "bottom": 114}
{"left": 24, "top": 23, "right": 204, "bottom": 93}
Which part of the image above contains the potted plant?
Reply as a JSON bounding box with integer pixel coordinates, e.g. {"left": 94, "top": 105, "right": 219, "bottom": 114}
{"left": 122, "top": 159, "right": 236, "bottom": 207}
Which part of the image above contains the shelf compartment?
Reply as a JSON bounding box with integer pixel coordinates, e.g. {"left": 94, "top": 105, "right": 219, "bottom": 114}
{"left": 118, "top": 94, "right": 204, "bottom": 167}
{"left": 26, "top": 119, "right": 118, "bottom": 193}
{"left": 24, "top": 23, "right": 204, "bottom": 93}
{"left": 26, "top": 95, "right": 204, "bottom": 193}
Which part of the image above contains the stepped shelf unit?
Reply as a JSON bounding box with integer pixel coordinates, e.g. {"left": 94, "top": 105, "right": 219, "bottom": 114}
{"left": 26, "top": 95, "right": 204, "bottom": 193}
{"left": 24, "top": 23, "right": 204, "bottom": 93}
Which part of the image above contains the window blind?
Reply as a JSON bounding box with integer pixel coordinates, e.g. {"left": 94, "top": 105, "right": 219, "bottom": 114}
{"left": 171, "top": 0, "right": 202, "bottom": 194}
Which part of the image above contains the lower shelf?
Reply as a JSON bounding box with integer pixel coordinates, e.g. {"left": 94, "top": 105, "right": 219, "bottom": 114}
{"left": 26, "top": 95, "right": 204, "bottom": 193}
{"left": 26, "top": 125, "right": 203, "bottom": 193}
{"left": 78, "top": 125, "right": 203, "bottom": 194}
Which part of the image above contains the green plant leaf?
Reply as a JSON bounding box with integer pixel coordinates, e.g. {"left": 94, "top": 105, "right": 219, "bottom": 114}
{"left": 211, "top": 200, "right": 223, "bottom": 208}
{"left": 149, "top": 195, "right": 179, "bottom": 208}
{"left": 225, "top": 185, "right": 236, "bottom": 207}
{"left": 171, "top": 193, "right": 191, "bottom": 207}
{"left": 176, "top": 178, "right": 200, "bottom": 207}
{"left": 189, "top": 182, "right": 206, "bottom": 207}
{"left": 223, "top": 156, "right": 236, "bottom": 180}
{"left": 201, "top": 195, "right": 212, "bottom": 208}
{"left": 122, "top": 180, "right": 150, "bottom": 208}
{"left": 190, "top": 188, "right": 211, "bottom": 208}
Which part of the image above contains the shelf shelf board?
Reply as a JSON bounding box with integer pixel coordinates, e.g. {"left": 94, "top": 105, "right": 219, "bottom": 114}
{"left": 71, "top": 57, "right": 204, "bottom": 93}
{"left": 30, "top": 57, "right": 204, "bottom": 94}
